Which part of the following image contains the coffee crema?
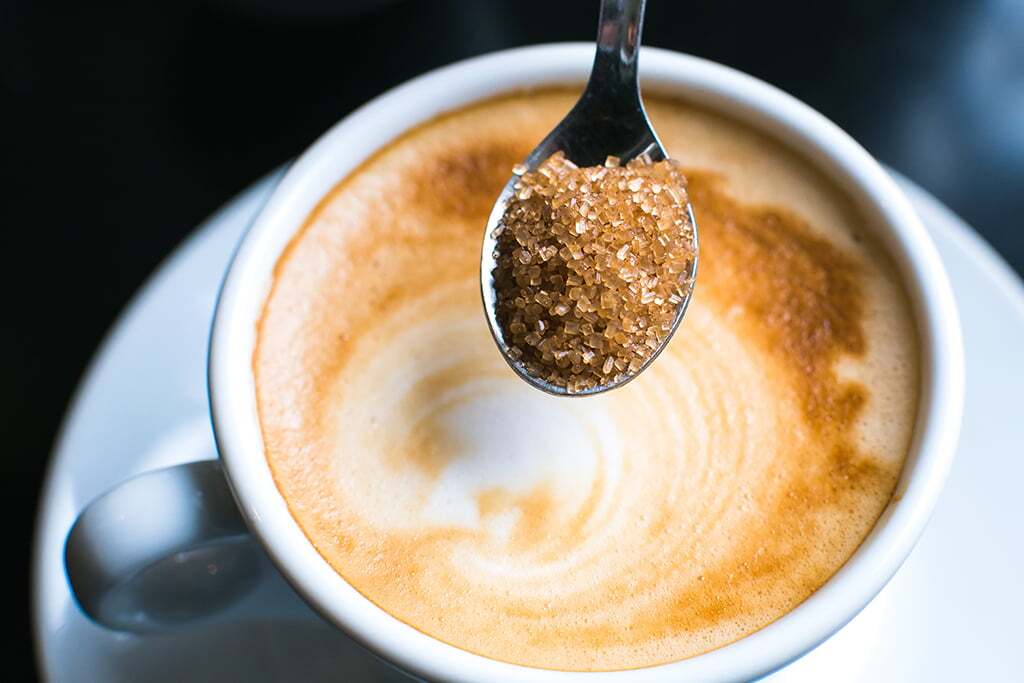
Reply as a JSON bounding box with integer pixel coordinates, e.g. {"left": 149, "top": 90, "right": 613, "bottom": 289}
{"left": 254, "top": 90, "right": 919, "bottom": 671}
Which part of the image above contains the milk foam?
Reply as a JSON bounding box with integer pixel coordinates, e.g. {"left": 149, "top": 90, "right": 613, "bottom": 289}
{"left": 254, "top": 90, "right": 920, "bottom": 671}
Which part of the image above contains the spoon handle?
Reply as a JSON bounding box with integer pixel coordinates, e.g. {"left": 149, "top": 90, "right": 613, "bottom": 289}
{"left": 591, "top": 0, "right": 647, "bottom": 102}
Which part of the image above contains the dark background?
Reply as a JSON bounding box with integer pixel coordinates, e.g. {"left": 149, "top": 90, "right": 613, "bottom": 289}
{"left": 3, "top": 0, "right": 1022, "bottom": 678}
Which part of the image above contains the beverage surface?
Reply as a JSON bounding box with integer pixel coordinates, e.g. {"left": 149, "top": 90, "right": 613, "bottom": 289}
{"left": 254, "top": 89, "right": 919, "bottom": 671}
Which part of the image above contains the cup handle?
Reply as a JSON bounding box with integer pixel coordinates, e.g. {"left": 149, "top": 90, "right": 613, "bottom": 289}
{"left": 64, "top": 460, "right": 264, "bottom": 633}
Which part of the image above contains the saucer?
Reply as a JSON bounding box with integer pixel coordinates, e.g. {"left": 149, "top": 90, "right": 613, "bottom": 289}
{"left": 33, "top": 169, "right": 1024, "bottom": 681}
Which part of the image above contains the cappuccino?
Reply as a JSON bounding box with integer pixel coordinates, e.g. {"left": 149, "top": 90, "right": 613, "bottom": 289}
{"left": 254, "top": 90, "right": 919, "bottom": 671}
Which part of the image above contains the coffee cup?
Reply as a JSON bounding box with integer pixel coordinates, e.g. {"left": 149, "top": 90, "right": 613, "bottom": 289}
{"left": 65, "top": 44, "right": 963, "bottom": 682}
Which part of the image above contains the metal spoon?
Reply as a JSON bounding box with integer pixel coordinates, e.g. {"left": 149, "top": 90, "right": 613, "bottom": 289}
{"left": 480, "top": 0, "right": 699, "bottom": 396}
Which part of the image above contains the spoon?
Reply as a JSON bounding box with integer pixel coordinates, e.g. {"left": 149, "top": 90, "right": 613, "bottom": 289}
{"left": 480, "top": 0, "right": 699, "bottom": 396}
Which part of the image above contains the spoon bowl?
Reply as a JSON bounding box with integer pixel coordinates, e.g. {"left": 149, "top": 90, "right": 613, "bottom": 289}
{"left": 480, "top": 0, "right": 699, "bottom": 396}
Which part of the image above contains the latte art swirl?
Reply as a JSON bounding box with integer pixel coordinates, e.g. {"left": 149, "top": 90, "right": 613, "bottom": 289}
{"left": 255, "top": 91, "right": 919, "bottom": 670}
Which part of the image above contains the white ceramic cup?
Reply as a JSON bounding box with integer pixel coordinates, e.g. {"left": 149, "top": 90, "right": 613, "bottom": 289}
{"left": 65, "top": 44, "right": 964, "bottom": 682}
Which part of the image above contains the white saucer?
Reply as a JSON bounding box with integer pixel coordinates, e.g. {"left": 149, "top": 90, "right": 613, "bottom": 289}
{"left": 33, "top": 169, "right": 1024, "bottom": 682}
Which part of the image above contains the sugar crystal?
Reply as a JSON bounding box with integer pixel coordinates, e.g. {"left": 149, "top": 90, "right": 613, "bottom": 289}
{"left": 491, "top": 151, "right": 697, "bottom": 391}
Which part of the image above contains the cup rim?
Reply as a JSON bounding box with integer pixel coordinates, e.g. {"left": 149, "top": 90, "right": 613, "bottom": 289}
{"left": 209, "top": 43, "right": 964, "bottom": 682}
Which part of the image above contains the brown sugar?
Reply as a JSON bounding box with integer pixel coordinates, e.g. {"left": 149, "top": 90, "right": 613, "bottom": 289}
{"left": 491, "top": 152, "right": 697, "bottom": 393}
